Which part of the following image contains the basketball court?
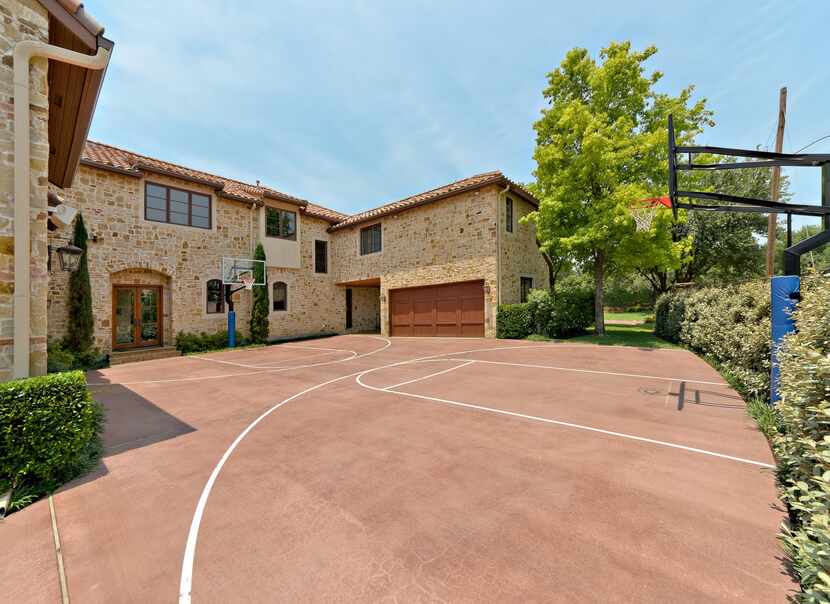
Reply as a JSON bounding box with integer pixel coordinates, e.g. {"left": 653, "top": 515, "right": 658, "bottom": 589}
{"left": 1, "top": 335, "right": 793, "bottom": 602}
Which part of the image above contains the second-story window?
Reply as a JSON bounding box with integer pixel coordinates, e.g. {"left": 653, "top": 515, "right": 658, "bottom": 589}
{"left": 506, "top": 198, "right": 514, "bottom": 233}
{"left": 145, "top": 183, "right": 211, "bottom": 229}
{"left": 315, "top": 240, "right": 328, "bottom": 273}
{"left": 265, "top": 207, "right": 297, "bottom": 240}
{"left": 360, "top": 223, "right": 382, "bottom": 255}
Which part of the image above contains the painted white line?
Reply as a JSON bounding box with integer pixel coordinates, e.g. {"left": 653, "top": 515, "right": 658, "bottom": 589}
{"left": 192, "top": 348, "right": 355, "bottom": 369}
{"left": 383, "top": 360, "right": 474, "bottom": 390}
{"left": 89, "top": 336, "right": 391, "bottom": 387}
{"left": 358, "top": 378, "right": 773, "bottom": 469}
{"left": 664, "top": 381, "right": 674, "bottom": 409}
{"left": 447, "top": 358, "right": 726, "bottom": 387}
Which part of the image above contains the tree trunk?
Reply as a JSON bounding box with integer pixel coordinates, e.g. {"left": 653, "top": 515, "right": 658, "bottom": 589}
{"left": 594, "top": 250, "right": 605, "bottom": 336}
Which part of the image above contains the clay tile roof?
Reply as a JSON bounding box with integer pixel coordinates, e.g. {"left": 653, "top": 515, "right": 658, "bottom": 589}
{"left": 80, "top": 141, "right": 315, "bottom": 208}
{"left": 302, "top": 203, "right": 349, "bottom": 224}
{"left": 54, "top": 0, "right": 104, "bottom": 36}
{"left": 328, "top": 170, "right": 537, "bottom": 231}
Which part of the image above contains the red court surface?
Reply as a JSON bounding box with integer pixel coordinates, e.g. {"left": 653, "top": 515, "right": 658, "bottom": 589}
{"left": 0, "top": 335, "right": 794, "bottom": 602}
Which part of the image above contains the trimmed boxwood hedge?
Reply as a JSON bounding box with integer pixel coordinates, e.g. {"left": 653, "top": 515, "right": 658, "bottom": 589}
{"left": 497, "top": 287, "right": 594, "bottom": 339}
{"left": 0, "top": 371, "right": 102, "bottom": 513}
{"left": 175, "top": 330, "right": 249, "bottom": 354}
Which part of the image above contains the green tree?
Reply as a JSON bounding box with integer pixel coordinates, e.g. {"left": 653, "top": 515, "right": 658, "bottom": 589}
{"left": 775, "top": 221, "right": 830, "bottom": 274}
{"left": 528, "top": 42, "right": 712, "bottom": 334}
{"left": 249, "top": 243, "right": 269, "bottom": 343}
{"left": 66, "top": 213, "right": 93, "bottom": 351}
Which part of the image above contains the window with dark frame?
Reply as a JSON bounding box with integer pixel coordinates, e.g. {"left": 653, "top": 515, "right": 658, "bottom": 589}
{"left": 360, "top": 223, "right": 382, "bottom": 255}
{"left": 206, "top": 279, "right": 224, "bottom": 314}
{"left": 314, "top": 240, "right": 328, "bottom": 273}
{"left": 272, "top": 281, "right": 287, "bottom": 311}
{"left": 265, "top": 207, "right": 297, "bottom": 240}
{"left": 520, "top": 276, "right": 533, "bottom": 303}
{"left": 506, "top": 198, "right": 514, "bottom": 233}
{"left": 145, "top": 182, "right": 211, "bottom": 229}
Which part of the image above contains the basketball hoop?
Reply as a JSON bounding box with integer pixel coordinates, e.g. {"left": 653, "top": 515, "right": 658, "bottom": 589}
{"left": 239, "top": 271, "right": 255, "bottom": 291}
{"left": 631, "top": 196, "right": 671, "bottom": 232}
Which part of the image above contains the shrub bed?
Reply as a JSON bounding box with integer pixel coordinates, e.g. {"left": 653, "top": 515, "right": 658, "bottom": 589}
{"left": 655, "top": 282, "right": 770, "bottom": 399}
{"left": 47, "top": 340, "right": 108, "bottom": 373}
{"left": 175, "top": 330, "right": 249, "bottom": 354}
{"left": 774, "top": 276, "right": 830, "bottom": 600}
{"left": 497, "top": 287, "right": 594, "bottom": 339}
{"left": 0, "top": 371, "right": 102, "bottom": 514}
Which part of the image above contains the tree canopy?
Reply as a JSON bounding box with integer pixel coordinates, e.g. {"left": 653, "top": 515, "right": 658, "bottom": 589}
{"left": 527, "top": 41, "right": 712, "bottom": 334}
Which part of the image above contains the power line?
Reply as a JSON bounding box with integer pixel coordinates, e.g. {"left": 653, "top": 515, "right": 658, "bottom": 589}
{"left": 795, "top": 133, "right": 830, "bottom": 153}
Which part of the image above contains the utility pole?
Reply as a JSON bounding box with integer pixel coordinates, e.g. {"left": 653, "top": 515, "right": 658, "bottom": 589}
{"left": 767, "top": 86, "right": 787, "bottom": 277}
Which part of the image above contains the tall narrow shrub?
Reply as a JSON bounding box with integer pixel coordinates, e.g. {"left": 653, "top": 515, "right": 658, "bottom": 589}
{"left": 66, "top": 214, "right": 93, "bottom": 351}
{"left": 249, "top": 243, "right": 269, "bottom": 343}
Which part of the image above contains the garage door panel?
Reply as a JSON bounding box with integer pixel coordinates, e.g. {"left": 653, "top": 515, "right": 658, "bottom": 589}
{"left": 389, "top": 281, "right": 484, "bottom": 338}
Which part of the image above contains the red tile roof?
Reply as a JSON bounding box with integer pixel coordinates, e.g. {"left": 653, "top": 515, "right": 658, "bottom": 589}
{"left": 79, "top": 141, "right": 536, "bottom": 228}
{"left": 328, "top": 171, "right": 537, "bottom": 231}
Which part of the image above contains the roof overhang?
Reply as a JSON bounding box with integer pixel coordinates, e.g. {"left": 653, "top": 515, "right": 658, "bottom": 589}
{"left": 43, "top": 0, "right": 113, "bottom": 188}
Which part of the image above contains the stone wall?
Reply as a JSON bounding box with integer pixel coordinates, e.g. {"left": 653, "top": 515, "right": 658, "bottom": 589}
{"left": 48, "top": 166, "right": 257, "bottom": 352}
{"left": 263, "top": 214, "right": 343, "bottom": 339}
{"left": 347, "top": 287, "right": 380, "bottom": 332}
{"left": 331, "top": 185, "right": 500, "bottom": 337}
{"left": 499, "top": 194, "right": 549, "bottom": 303}
{"left": 0, "top": 0, "right": 49, "bottom": 378}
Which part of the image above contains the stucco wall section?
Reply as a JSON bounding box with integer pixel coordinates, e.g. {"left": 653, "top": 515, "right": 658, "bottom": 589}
{"left": 48, "top": 166, "right": 257, "bottom": 353}
{"left": 499, "top": 194, "right": 549, "bottom": 304}
{"left": 331, "top": 185, "right": 499, "bottom": 337}
{"left": 0, "top": 0, "right": 49, "bottom": 378}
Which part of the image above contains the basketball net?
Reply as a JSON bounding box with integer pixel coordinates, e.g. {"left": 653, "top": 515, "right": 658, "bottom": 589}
{"left": 631, "top": 205, "right": 658, "bottom": 232}
{"left": 239, "top": 271, "right": 255, "bottom": 291}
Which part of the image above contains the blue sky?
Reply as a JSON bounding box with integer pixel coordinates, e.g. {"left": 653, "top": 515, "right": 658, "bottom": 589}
{"left": 87, "top": 0, "right": 829, "bottom": 226}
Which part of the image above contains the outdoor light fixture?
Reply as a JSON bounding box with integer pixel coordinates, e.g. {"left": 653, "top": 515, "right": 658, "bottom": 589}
{"left": 48, "top": 242, "right": 84, "bottom": 272}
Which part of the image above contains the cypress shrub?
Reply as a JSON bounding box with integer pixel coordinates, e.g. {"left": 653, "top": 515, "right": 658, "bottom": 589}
{"left": 66, "top": 214, "right": 94, "bottom": 352}
{"left": 249, "top": 243, "right": 270, "bottom": 344}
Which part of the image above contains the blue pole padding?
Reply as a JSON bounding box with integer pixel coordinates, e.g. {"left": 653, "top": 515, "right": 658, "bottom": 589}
{"left": 770, "top": 275, "right": 800, "bottom": 404}
{"left": 228, "top": 310, "right": 236, "bottom": 348}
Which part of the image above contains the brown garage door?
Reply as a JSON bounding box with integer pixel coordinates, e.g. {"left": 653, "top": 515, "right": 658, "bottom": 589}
{"left": 390, "top": 280, "right": 485, "bottom": 337}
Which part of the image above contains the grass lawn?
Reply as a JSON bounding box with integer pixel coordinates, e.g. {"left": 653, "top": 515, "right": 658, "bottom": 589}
{"left": 604, "top": 310, "right": 653, "bottom": 323}
{"left": 526, "top": 323, "right": 679, "bottom": 349}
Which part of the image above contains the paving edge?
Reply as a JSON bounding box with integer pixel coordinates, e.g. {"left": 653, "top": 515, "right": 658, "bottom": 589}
{"left": 48, "top": 495, "right": 70, "bottom": 604}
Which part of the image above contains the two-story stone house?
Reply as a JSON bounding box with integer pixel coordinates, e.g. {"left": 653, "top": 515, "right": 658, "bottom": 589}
{"left": 45, "top": 141, "right": 549, "bottom": 362}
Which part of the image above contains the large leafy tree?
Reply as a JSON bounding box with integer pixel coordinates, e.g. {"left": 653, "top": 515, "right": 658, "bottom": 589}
{"left": 66, "top": 213, "right": 94, "bottom": 351}
{"left": 528, "top": 42, "right": 712, "bottom": 334}
{"left": 249, "top": 243, "right": 270, "bottom": 344}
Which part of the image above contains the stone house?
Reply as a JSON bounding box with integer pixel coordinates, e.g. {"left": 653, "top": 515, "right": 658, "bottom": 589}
{"left": 2, "top": 1, "right": 549, "bottom": 377}
{"left": 1, "top": 0, "right": 113, "bottom": 378}
{"left": 45, "top": 142, "right": 549, "bottom": 363}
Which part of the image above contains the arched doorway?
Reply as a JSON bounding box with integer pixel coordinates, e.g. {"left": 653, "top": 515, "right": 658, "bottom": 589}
{"left": 110, "top": 269, "right": 171, "bottom": 350}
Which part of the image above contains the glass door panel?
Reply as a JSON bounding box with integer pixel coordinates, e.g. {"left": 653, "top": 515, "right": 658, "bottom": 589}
{"left": 139, "top": 288, "right": 160, "bottom": 343}
{"left": 115, "top": 288, "right": 136, "bottom": 346}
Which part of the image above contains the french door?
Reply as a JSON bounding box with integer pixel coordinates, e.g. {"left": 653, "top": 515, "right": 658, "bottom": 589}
{"left": 112, "top": 285, "right": 163, "bottom": 350}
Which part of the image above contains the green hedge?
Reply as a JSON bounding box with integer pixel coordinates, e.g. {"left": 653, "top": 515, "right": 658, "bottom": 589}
{"left": 47, "top": 340, "right": 108, "bottom": 373}
{"left": 497, "top": 287, "right": 594, "bottom": 339}
{"left": 175, "top": 330, "right": 249, "bottom": 354}
{"left": 655, "top": 282, "right": 770, "bottom": 399}
{"left": 496, "top": 304, "right": 531, "bottom": 339}
{"left": 0, "top": 371, "right": 102, "bottom": 513}
{"left": 775, "top": 276, "right": 830, "bottom": 601}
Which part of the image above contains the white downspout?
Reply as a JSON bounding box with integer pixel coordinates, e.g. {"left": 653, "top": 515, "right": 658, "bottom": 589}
{"left": 496, "top": 184, "right": 510, "bottom": 305}
{"left": 13, "top": 41, "right": 110, "bottom": 378}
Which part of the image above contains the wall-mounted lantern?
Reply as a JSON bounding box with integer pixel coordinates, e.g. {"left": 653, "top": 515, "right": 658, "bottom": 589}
{"left": 48, "top": 242, "right": 84, "bottom": 272}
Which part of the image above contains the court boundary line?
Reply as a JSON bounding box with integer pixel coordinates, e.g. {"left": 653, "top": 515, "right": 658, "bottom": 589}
{"left": 354, "top": 369, "right": 773, "bottom": 469}
{"left": 445, "top": 357, "right": 726, "bottom": 386}
{"left": 191, "top": 348, "right": 356, "bottom": 369}
{"left": 88, "top": 335, "right": 391, "bottom": 387}
{"left": 383, "top": 360, "right": 475, "bottom": 390}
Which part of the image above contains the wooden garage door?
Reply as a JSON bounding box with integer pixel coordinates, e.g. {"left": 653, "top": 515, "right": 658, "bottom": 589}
{"left": 390, "top": 280, "right": 485, "bottom": 337}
